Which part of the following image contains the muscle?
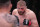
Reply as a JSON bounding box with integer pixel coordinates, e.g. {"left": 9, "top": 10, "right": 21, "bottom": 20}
{"left": 12, "top": 9, "right": 39, "bottom": 27}
{"left": 13, "top": 18, "right": 19, "bottom": 27}
{"left": 5, "top": 14, "right": 19, "bottom": 27}
{"left": 25, "top": 9, "right": 39, "bottom": 27}
{"left": 0, "top": 14, "right": 12, "bottom": 27}
{"left": 30, "top": 12, "right": 39, "bottom": 27}
{"left": 0, "top": 14, "right": 18, "bottom": 27}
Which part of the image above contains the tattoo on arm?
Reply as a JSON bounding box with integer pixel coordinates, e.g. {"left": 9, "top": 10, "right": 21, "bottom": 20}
{"left": 13, "top": 20, "right": 19, "bottom": 27}
{"left": 12, "top": 16, "right": 19, "bottom": 27}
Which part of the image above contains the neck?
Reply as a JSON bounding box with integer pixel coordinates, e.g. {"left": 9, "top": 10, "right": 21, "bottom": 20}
{"left": 0, "top": 9, "right": 10, "bottom": 14}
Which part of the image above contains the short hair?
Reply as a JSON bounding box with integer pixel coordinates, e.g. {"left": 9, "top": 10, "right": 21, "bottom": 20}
{"left": 0, "top": 0, "right": 11, "bottom": 8}
{"left": 17, "top": 1, "right": 26, "bottom": 6}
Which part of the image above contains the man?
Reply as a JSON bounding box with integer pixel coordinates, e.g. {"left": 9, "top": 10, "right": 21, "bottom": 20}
{"left": 0, "top": 0, "right": 19, "bottom": 27}
{"left": 12, "top": 1, "right": 39, "bottom": 27}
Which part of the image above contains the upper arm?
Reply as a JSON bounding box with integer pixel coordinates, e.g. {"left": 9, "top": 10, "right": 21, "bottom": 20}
{"left": 14, "top": 19, "right": 19, "bottom": 27}
{"left": 30, "top": 12, "right": 39, "bottom": 27}
{"left": 12, "top": 16, "right": 19, "bottom": 27}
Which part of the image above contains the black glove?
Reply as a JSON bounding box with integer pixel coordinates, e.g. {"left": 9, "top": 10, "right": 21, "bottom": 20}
{"left": 23, "top": 19, "right": 29, "bottom": 25}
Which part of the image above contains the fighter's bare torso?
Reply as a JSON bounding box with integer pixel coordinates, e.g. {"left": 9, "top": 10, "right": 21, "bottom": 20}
{"left": 12, "top": 9, "right": 39, "bottom": 27}
{"left": 0, "top": 13, "right": 17, "bottom": 27}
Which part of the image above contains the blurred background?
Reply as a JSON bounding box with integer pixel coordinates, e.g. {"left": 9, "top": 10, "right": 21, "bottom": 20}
{"left": 10, "top": 0, "right": 40, "bottom": 26}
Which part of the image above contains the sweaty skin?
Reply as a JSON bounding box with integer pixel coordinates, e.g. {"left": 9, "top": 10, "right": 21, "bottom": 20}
{"left": 0, "top": 13, "right": 18, "bottom": 27}
{"left": 12, "top": 9, "right": 39, "bottom": 27}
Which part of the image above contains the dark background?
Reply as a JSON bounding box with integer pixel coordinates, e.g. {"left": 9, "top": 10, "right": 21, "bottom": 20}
{"left": 11, "top": 0, "right": 40, "bottom": 26}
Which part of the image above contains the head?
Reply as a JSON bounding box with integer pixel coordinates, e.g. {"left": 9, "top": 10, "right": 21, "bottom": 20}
{"left": 0, "top": 0, "right": 12, "bottom": 12}
{"left": 17, "top": 1, "right": 27, "bottom": 15}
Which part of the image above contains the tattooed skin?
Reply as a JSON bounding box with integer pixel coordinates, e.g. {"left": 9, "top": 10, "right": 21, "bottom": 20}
{"left": 0, "top": 13, "right": 19, "bottom": 27}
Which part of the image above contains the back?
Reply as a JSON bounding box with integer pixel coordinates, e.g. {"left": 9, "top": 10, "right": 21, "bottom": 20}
{"left": 0, "top": 13, "right": 18, "bottom": 27}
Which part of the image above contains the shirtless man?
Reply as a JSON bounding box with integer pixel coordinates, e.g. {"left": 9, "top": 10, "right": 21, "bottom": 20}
{"left": 0, "top": 0, "right": 19, "bottom": 27}
{"left": 12, "top": 1, "right": 39, "bottom": 27}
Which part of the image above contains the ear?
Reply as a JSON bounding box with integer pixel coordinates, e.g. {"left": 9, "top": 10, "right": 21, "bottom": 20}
{"left": 10, "top": 3, "right": 12, "bottom": 8}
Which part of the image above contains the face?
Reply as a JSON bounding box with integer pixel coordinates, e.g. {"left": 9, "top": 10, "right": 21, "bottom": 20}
{"left": 17, "top": 5, "right": 26, "bottom": 15}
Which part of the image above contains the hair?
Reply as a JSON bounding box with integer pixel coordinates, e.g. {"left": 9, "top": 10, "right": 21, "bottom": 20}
{"left": 0, "top": 0, "right": 11, "bottom": 8}
{"left": 17, "top": 1, "right": 26, "bottom": 6}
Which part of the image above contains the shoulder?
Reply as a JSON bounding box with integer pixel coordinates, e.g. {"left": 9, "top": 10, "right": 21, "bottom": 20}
{"left": 26, "top": 9, "right": 36, "bottom": 18}
{"left": 8, "top": 14, "right": 17, "bottom": 20}
{"left": 6, "top": 14, "right": 17, "bottom": 23}
{"left": 26, "top": 9, "right": 35, "bottom": 15}
{"left": 12, "top": 9, "right": 17, "bottom": 12}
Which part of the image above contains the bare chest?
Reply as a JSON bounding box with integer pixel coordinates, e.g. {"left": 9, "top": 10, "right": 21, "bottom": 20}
{"left": 15, "top": 14, "right": 30, "bottom": 27}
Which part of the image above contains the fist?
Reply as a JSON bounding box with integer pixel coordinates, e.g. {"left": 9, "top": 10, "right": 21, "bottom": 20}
{"left": 23, "top": 19, "right": 31, "bottom": 26}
